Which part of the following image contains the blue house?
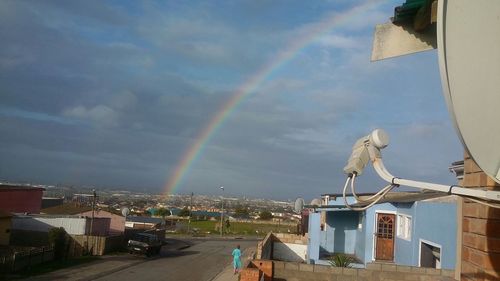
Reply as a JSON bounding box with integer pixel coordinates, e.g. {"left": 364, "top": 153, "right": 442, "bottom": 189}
{"left": 307, "top": 192, "right": 457, "bottom": 270}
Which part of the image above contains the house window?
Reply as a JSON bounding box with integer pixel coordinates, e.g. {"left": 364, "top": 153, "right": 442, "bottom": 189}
{"left": 397, "top": 214, "right": 411, "bottom": 240}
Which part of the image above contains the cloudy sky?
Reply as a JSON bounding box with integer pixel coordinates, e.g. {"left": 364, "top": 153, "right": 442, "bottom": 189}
{"left": 0, "top": 0, "right": 463, "bottom": 200}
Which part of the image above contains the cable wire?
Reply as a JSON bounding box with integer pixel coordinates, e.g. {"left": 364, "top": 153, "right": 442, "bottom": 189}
{"left": 350, "top": 173, "right": 394, "bottom": 203}
{"left": 342, "top": 175, "right": 396, "bottom": 211}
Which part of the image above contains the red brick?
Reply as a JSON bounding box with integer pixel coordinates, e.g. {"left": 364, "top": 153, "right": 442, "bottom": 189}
{"left": 463, "top": 202, "right": 500, "bottom": 219}
{"left": 463, "top": 217, "right": 500, "bottom": 238}
{"left": 484, "top": 268, "right": 500, "bottom": 281}
{"left": 467, "top": 247, "right": 500, "bottom": 271}
{"left": 251, "top": 260, "right": 273, "bottom": 281}
{"left": 461, "top": 260, "right": 480, "bottom": 280}
{"left": 240, "top": 268, "right": 261, "bottom": 281}
{"left": 463, "top": 246, "right": 472, "bottom": 263}
{"left": 464, "top": 233, "right": 487, "bottom": 251}
{"left": 463, "top": 172, "right": 488, "bottom": 187}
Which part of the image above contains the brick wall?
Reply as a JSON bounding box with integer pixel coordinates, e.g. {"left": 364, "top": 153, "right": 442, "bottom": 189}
{"left": 461, "top": 153, "right": 500, "bottom": 281}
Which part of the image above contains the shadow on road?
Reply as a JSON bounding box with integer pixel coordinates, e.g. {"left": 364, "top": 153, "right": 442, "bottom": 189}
{"left": 159, "top": 250, "right": 199, "bottom": 259}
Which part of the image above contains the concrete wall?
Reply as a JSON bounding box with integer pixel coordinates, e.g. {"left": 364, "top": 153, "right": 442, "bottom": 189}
{"left": 256, "top": 232, "right": 273, "bottom": 260}
{"left": 272, "top": 261, "right": 455, "bottom": 281}
{"left": 80, "top": 210, "right": 125, "bottom": 234}
{"left": 355, "top": 211, "right": 366, "bottom": 263}
{"left": 413, "top": 201, "right": 457, "bottom": 270}
{"left": 307, "top": 213, "right": 320, "bottom": 263}
{"left": 256, "top": 233, "right": 308, "bottom": 262}
{"left": 273, "top": 242, "right": 307, "bottom": 262}
{"left": 326, "top": 211, "right": 358, "bottom": 254}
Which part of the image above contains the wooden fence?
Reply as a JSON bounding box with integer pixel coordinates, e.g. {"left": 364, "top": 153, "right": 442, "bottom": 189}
{"left": 0, "top": 246, "right": 54, "bottom": 273}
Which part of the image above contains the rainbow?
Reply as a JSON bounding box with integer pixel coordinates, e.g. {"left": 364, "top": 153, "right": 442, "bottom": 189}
{"left": 163, "top": 1, "right": 386, "bottom": 195}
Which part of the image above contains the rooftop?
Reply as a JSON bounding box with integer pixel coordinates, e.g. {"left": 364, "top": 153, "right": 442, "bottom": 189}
{"left": 0, "top": 184, "right": 45, "bottom": 191}
{"left": 126, "top": 216, "right": 164, "bottom": 225}
{"left": 41, "top": 203, "right": 92, "bottom": 215}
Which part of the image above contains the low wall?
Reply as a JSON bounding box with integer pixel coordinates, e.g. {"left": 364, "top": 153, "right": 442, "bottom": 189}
{"left": 273, "top": 243, "right": 307, "bottom": 262}
{"left": 256, "top": 232, "right": 273, "bottom": 260}
{"left": 272, "top": 261, "right": 456, "bottom": 281}
{"left": 256, "top": 232, "right": 308, "bottom": 262}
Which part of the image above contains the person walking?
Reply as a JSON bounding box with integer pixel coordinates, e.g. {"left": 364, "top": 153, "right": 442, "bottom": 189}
{"left": 232, "top": 245, "right": 242, "bottom": 274}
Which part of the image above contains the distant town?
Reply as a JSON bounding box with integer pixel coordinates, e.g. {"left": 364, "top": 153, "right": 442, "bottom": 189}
{"left": 1, "top": 180, "right": 300, "bottom": 225}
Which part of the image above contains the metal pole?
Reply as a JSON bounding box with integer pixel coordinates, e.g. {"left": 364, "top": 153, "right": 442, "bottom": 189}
{"left": 89, "top": 189, "right": 96, "bottom": 255}
{"left": 188, "top": 192, "right": 193, "bottom": 234}
{"left": 220, "top": 187, "right": 224, "bottom": 237}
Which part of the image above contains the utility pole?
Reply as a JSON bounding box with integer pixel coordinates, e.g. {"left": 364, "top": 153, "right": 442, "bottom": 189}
{"left": 220, "top": 186, "right": 224, "bottom": 237}
{"left": 89, "top": 189, "right": 96, "bottom": 255}
{"left": 188, "top": 192, "right": 193, "bottom": 234}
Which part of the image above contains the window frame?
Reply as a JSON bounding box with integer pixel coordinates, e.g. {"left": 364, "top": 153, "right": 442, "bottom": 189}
{"left": 397, "top": 214, "right": 412, "bottom": 241}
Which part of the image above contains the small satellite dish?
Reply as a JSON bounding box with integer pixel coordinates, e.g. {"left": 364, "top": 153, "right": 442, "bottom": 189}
{"left": 438, "top": 0, "right": 500, "bottom": 183}
{"left": 310, "top": 199, "right": 322, "bottom": 207}
{"left": 294, "top": 198, "right": 305, "bottom": 213}
{"left": 121, "top": 207, "right": 130, "bottom": 217}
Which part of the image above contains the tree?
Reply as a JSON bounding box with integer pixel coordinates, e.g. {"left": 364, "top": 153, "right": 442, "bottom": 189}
{"left": 48, "top": 227, "right": 67, "bottom": 260}
{"left": 259, "top": 210, "right": 273, "bottom": 220}
{"left": 234, "top": 206, "right": 250, "bottom": 219}
{"left": 178, "top": 207, "right": 190, "bottom": 217}
{"left": 157, "top": 208, "right": 171, "bottom": 218}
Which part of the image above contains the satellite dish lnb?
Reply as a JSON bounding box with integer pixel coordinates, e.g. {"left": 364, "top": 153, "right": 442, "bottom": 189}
{"left": 121, "top": 207, "right": 130, "bottom": 217}
{"left": 438, "top": 0, "right": 500, "bottom": 183}
{"left": 294, "top": 198, "right": 305, "bottom": 213}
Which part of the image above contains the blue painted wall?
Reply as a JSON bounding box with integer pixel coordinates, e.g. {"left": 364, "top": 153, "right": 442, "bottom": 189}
{"left": 307, "top": 212, "right": 320, "bottom": 263}
{"left": 364, "top": 203, "right": 397, "bottom": 263}
{"left": 413, "top": 201, "right": 457, "bottom": 269}
{"left": 309, "top": 196, "right": 457, "bottom": 270}
{"left": 355, "top": 211, "right": 366, "bottom": 263}
{"left": 394, "top": 203, "right": 415, "bottom": 266}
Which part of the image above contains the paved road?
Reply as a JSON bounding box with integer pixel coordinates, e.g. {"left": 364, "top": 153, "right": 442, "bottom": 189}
{"left": 94, "top": 239, "right": 256, "bottom": 281}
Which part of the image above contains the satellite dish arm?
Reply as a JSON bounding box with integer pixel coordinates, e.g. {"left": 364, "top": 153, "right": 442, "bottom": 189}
{"left": 371, "top": 153, "right": 500, "bottom": 201}
{"left": 345, "top": 129, "right": 500, "bottom": 203}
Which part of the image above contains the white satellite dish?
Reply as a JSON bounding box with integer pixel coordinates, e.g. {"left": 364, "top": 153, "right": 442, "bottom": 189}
{"left": 294, "top": 198, "right": 305, "bottom": 213}
{"left": 437, "top": 0, "right": 500, "bottom": 183}
{"left": 310, "top": 198, "right": 322, "bottom": 207}
{"left": 121, "top": 207, "right": 130, "bottom": 217}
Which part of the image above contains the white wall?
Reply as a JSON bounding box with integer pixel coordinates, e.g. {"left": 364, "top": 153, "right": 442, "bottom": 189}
{"left": 273, "top": 242, "right": 307, "bottom": 262}
{"left": 12, "top": 216, "right": 87, "bottom": 235}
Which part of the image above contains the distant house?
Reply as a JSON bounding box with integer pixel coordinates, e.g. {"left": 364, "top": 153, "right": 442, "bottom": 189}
{"left": 0, "top": 210, "right": 12, "bottom": 245}
{"left": 41, "top": 203, "right": 125, "bottom": 234}
{"left": 307, "top": 192, "right": 457, "bottom": 270}
{"left": 41, "top": 197, "right": 64, "bottom": 209}
{"left": 0, "top": 184, "right": 44, "bottom": 213}
{"left": 125, "top": 216, "right": 164, "bottom": 229}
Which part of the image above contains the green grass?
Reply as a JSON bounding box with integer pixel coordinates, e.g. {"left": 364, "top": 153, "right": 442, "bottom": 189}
{"left": 184, "top": 220, "right": 297, "bottom": 236}
{"left": 14, "top": 256, "right": 99, "bottom": 278}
